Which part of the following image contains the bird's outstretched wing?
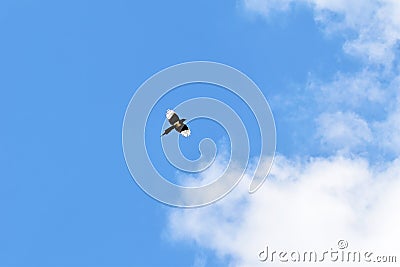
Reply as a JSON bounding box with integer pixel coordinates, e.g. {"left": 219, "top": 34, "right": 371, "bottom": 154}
{"left": 180, "top": 124, "right": 191, "bottom": 137}
{"left": 161, "top": 125, "right": 175, "bottom": 136}
{"left": 166, "top": 109, "right": 179, "bottom": 125}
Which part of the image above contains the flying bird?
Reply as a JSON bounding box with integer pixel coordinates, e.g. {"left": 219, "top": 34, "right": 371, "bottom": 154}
{"left": 161, "top": 109, "right": 191, "bottom": 137}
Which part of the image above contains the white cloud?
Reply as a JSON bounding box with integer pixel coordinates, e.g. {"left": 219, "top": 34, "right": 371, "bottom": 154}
{"left": 167, "top": 155, "right": 400, "bottom": 266}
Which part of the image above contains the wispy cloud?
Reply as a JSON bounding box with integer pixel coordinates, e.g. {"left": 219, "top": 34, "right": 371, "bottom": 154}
{"left": 310, "top": 70, "right": 388, "bottom": 110}
{"left": 374, "top": 96, "right": 400, "bottom": 155}
{"left": 243, "top": 0, "right": 294, "bottom": 16}
{"left": 192, "top": 252, "right": 207, "bottom": 267}
{"left": 316, "top": 111, "right": 372, "bottom": 153}
{"left": 244, "top": 0, "right": 400, "bottom": 67}
{"left": 245, "top": 0, "right": 400, "bottom": 155}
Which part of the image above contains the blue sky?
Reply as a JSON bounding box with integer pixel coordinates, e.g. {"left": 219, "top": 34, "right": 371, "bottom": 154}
{"left": 1, "top": 1, "right": 400, "bottom": 266}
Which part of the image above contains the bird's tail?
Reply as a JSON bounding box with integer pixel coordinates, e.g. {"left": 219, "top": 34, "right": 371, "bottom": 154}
{"left": 161, "top": 125, "right": 175, "bottom": 137}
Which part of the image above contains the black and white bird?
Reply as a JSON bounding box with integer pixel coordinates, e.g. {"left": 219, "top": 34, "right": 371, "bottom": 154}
{"left": 161, "top": 109, "right": 191, "bottom": 137}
